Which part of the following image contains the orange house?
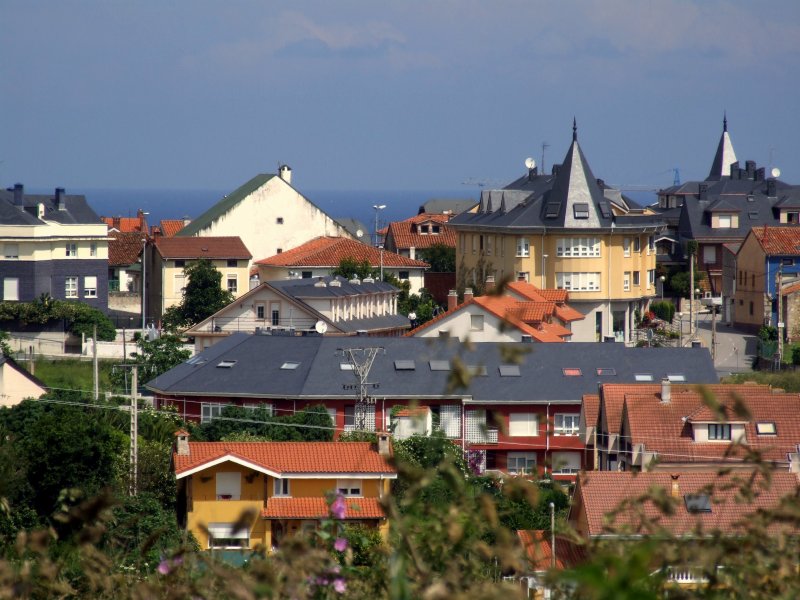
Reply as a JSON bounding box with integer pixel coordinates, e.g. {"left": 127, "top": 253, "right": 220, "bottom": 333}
{"left": 172, "top": 431, "right": 397, "bottom": 551}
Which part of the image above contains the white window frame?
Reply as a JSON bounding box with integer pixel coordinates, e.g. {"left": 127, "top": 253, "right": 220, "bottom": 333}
{"left": 89, "top": 243, "right": 97, "bottom": 257}
{"left": 623, "top": 237, "right": 631, "bottom": 257}
{"left": 201, "top": 402, "right": 225, "bottom": 423}
{"left": 551, "top": 451, "right": 581, "bottom": 475}
{"left": 3, "top": 277, "right": 19, "bottom": 301}
{"left": 227, "top": 274, "right": 238, "bottom": 294}
{"left": 556, "top": 237, "right": 600, "bottom": 258}
{"left": 507, "top": 452, "right": 537, "bottom": 475}
{"left": 516, "top": 237, "right": 530, "bottom": 258}
{"left": 509, "top": 413, "right": 538, "bottom": 437}
{"left": 65, "top": 276, "right": 78, "bottom": 298}
{"left": 470, "top": 314, "right": 484, "bottom": 331}
{"left": 623, "top": 272, "right": 630, "bottom": 292}
{"left": 556, "top": 272, "right": 600, "bottom": 292}
{"left": 84, "top": 276, "right": 97, "bottom": 298}
{"left": 554, "top": 413, "right": 580, "bottom": 436}
{"left": 216, "top": 472, "right": 241, "bottom": 500}
{"left": 273, "top": 478, "right": 290, "bottom": 497}
{"left": 336, "top": 478, "right": 362, "bottom": 497}
{"left": 65, "top": 243, "right": 77, "bottom": 257}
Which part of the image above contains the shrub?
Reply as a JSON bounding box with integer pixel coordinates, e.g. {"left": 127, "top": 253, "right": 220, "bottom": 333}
{"left": 650, "top": 301, "right": 675, "bottom": 323}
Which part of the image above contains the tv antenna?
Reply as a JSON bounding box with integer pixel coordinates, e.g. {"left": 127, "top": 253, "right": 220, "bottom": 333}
{"left": 541, "top": 142, "right": 550, "bottom": 174}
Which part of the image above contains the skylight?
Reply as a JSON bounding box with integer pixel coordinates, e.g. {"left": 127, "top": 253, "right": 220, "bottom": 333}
{"left": 394, "top": 360, "right": 416, "bottom": 371}
{"left": 468, "top": 365, "right": 488, "bottom": 377}
{"left": 281, "top": 361, "right": 300, "bottom": 370}
{"left": 217, "top": 360, "right": 237, "bottom": 368}
{"left": 545, "top": 202, "right": 561, "bottom": 218}
{"left": 756, "top": 422, "right": 777, "bottom": 435}
{"left": 339, "top": 363, "right": 355, "bottom": 371}
{"left": 596, "top": 368, "right": 616, "bottom": 376}
{"left": 573, "top": 203, "right": 590, "bottom": 219}
{"left": 684, "top": 494, "right": 712, "bottom": 513}
{"left": 635, "top": 373, "right": 654, "bottom": 382}
{"left": 499, "top": 365, "right": 521, "bottom": 377}
{"left": 562, "top": 368, "right": 582, "bottom": 377}
{"left": 667, "top": 374, "right": 686, "bottom": 382}
{"left": 429, "top": 360, "right": 450, "bottom": 371}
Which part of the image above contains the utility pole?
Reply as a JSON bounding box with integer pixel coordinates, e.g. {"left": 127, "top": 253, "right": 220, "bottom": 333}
{"left": 339, "top": 346, "right": 384, "bottom": 431}
{"left": 777, "top": 265, "right": 784, "bottom": 362}
{"left": 689, "top": 250, "right": 695, "bottom": 339}
{"left": 130, "top": 365, "right": 138, "bottom": 496}
{"left": 93, "top": 324, "right": 99, "bottom": 401}
{"left": 711, "top": 302, "right": 717, "bottom": 363}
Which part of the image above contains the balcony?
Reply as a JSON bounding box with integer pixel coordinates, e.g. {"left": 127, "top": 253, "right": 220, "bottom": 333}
{"left": 466, "top": 427, "right": 498, "bottom": 444}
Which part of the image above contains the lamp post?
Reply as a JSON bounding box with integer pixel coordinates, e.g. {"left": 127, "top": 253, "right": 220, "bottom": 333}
{"left": 694, "top": 288, "right": 701, "bottom": 336}
{"left": 372, "top": 204, "right": 386, "bottom": 247}
{"left": 542, "top": 254, "right": 548, "bottom": 288}
{"left": 141, "top": 238, "right": 147, "bottom": 334}
{"left": 659, "top": 275, "right": 666, "bottom": 301}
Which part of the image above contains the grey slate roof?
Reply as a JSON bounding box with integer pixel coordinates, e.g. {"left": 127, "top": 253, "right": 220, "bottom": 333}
{"left": 147, "top": 333, "right": 718, "bottom": 402}
{"left": 419, "top": 198, "right": 478, "bottom": 215}
{"left": 334, "top": 218, "right": 370, "bottom": 240}
{"left": 449, "top": 126, "right": 666, "bottom": 233}
{"left": 0, "top": 187, "right": 102, "bottom": 225}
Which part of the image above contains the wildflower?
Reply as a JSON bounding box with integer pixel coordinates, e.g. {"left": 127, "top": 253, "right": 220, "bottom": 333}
{"left": 333, "top": 578, "right": 346, "bottom": 594}
{"left": 330, "top": 494, "right": 347, "bottom": 520}
{"left": 157, "top": 560, "right": 171, "bottom": 575}
{"left": 334, "top": 537, "right": 348, "bottom": 552}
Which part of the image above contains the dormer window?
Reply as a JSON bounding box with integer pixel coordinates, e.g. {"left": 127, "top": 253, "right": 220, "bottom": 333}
{"left": 756, "top": 422, "right": 777, "bottom": 435}
{"left": 420, "top": 224, "right": 429, "bottom": 234}
{"left": 573, "top": 203, "right": 589, "bottom": 219}
{"left": 785, "top": 211, "right": 799, "bottom": 224}
{"left": 708, "top": 424, "right": 731, "bottom": 440}
{"left": 715, "top": 214, "right": 735, "bottom": 228}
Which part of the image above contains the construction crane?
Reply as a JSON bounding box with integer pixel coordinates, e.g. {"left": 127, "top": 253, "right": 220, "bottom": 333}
{"left": 461, "top": 178, "right": 504, "bottom": 188}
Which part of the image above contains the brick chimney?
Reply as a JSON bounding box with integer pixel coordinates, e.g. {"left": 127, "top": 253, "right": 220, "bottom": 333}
{"left": 447, "top": 289, "right": 458, "bottom": 312}
{"left": 464, "top": 287, "right": 474, "bottom": 303}
{"left": 768, "top": 178, "right": 777, "bottom": 197}
{"left": 485, "top": 275, "right": 495, "bottom": 293}
{"left": 113, "top": 216, "right": 121, "bottom": 230}
{"left": 670, "top": 473, "right": 680, "bottom": 498}
{"left": 175, "top": 429, "right": 190, "bottom": 456}
{"left": 376, "top": 431, "right": 392, "bottom": 457}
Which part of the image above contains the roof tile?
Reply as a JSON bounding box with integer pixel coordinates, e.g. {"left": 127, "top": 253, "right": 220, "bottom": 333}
{"left": 262, "top": 497, "right": 385, "bottom": 519}
{"left": 155, "top": 236, "right": 252, "bottom": 259}
{"left": 255, "top": 236, "right": 428, "bottom": 268}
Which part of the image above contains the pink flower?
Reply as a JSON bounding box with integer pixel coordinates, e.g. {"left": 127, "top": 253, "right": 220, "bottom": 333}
{"left": 334, "top": 537, "right": 348, "bottom": 552}
{"left": 157, "top": 560, "right": 170, "bottom": 575}
{"left": 330, "top": 494, "right": 347, "bottom": 520}
{"left": 333, "top": 578, "right": 346, "bottom": 594}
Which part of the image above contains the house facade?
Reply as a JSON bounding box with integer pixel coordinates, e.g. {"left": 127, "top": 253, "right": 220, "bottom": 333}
{"left": 0, "top": 184, "right": 109, "bottom": 310}
{"left": 107, "top": 231, "right": 144, "bottom": 317}
{"left": 186, "top": 276, "right": 411, "bottom": 352}
{"left": 0, "top": 356, "right": 47, "bottom": 407}
{"left": 449, "top": 124, "right": 665, "bottom": 344}
{"left": 149, "top": 334, "right": 717, "bottom": 481}
{"left": 173, "top": 432, "right": 396, "bottom": 551}
{"left": 148, "top": 236, "right": 252, "bottom": 322}
{"left": 176, "top": 168, "right": 354, "bottom": 265}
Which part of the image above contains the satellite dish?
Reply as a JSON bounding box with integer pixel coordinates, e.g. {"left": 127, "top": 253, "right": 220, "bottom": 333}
{"left": 356, "top": 229, "right": 364, "bottom": 238}
{"left": 314, "top": 320, "right": 328, "bottom": 334}
{"left": 772, "top": 167, "right": 781, "bottom": 178}
{"left": 408, "top": 312, "right": 417, "bottom": 321}
{"left": 525, "top": 157, "right": 536, "bottom": 170}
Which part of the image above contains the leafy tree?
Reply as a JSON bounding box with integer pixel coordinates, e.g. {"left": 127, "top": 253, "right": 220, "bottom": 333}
{"left": 0, "top": 331, "right": 10, "bottom": 357}
{"left": 418, "top": 243, "right": 456, "bottom": 272}
{"left": 162, "top": 259, "right": 234, "bottom": 331}
{"left": 0, "top": 294, "right": 116, "bottom": 341}
{"left": 331, "top": 257, "right": 378, "bottom": 281}
{"left": 111, "top": 333, "right": 190, "bottom": 393}
{"left": 193, "top": 404, "right": 334, "bottom": 442}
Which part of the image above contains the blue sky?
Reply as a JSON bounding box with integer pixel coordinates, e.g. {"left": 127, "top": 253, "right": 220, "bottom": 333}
{"left": 2, "top": 0, "right": 800, "bottom": 193}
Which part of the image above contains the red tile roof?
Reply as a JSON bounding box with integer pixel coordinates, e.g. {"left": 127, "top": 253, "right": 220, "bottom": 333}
{"left": 505, "top": 281, "right": 583, "bottom": 322}
{"left": 517, "top": 530, "right": 587, "bottom": 571}
{"left": 384, "top": 214, "right": 457, "bottom": 251}
{"left": 573, "top": 471, "right": 799, "bottom": 537}
{"left": 159, "top": 219, "right": 186, "bottom": 237}
{"left": 155, "top": 236, "right": 252, "bottom": 259}
{"left": 582, "top": 394, "right": 600, "bottom": 430}
{"left": 752, "top": 225, "right": 800, "bottom": 255}
{"left": 262, "top": 497, "right": 385, "bottom": 519}
{"left": 255, "top": 236, "right": 428, "bottom": 268}
{"left": 102, "top": 215, "right": 148, "bottom": 233}
{"left": 174, "top": 441, "right": 396, "bottom": 476}
{"left": 782, "top": 281, "right": 800, "bottom": 297}
{"left": 108, "top": 232, "right": 144, "bottom": 266}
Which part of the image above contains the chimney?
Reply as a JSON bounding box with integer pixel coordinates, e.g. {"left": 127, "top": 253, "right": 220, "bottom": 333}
{"left": 485, "top": 275, "right": 495, "bottom": 293}
{"left": 755, "top": 167, "right": 765, "bottom": 182}
{"left": 527, "top": 165, "right": 538, "bottom": 180}
{"left": 698, "top": 184, "right": 708, "bottom": 200}
{"left": 12, "top": 183, "right": 24, "bottom": 209}
{"left": 745, "top": 160, "right": 756, "bottom": 179}
{"left": 279, "top": 164, "right": 292, "bottom": 184}
{"left": 768, "top": 179, "right": 777, "bottom": 197}
{"left": 464, "top": 287, "right": 474, "bottom": 303}
{"left": 377, "top": 431, "right": 391, "bottom": 457}
{"left": 661, "top": 377, "right": 671, "bottom": 403}
{"left": 551, "top": 164, "right": 561, "bottom": 176}
{"left": 447, "top": 289, "right": 458, "bottom": 312}
{"left": 670, "top": 473, "right": 680, "bottom": 498}
{"left": 113, "top": 216, "right": 121, "bottom": 230}
{"left": 175, "top": 429, "right": 190, "bottom": 456}
{"left": 55, "top": 187, "right": 66, "bottom": 211}
{"left": 596, "top": 178, "right": 605, "bottom": 187}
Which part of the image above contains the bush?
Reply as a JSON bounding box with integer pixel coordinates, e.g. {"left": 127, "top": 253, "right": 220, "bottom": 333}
{"left": 759, "top": 325, "right": 779, "bottom": 341}
{"left": 792, "top": 345, "right": 800, "bottom": 366}
{"left": 650, "top": 301, "right": 675, "bottom": 323}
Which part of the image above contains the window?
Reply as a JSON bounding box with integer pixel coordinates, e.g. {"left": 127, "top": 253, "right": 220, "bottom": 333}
{"left": 717, "top": 214, "right": 732, "bottom": 228}
{"left": 470, "top": 315, "right": 484, "bottom": 331}
{"left": 573, "top": 203, "right": 589, "bottom": 219}
{"left": 281, "top": 361, "right": 300, "bottom": 370}
{"left": 623, "top": 272, "right": 630, "bottom": 292}
{"left": 787, "top": 212, "right": 799, "bottom": 224}
{"left": 633, "top": 271, "right": 640, "bottom": 286}
{"left": 201, "top": 403, "right": 225, "bottom": 423}
{"left": 65, "top": 276, "right": 78, "bottom": 298}
{"left": 432, "top": 225, "right": 440, "bottom": 234}
{"left": 84, "top": 276, "right": 97, "bottom": 298}
{"left": 648, "top": 235, "right": 655, "bottom": 253}
{"left": 703, "top": 245, "right": 717, "bottom": 264}
{"left": 276, "top": 217, "right": 284, "bottom": 224}
{"left": 429, "top": 360, "right": 450, "bottom": 371}
{"left": 556, "top": 237, "right": 600, "bottom": 258}
{"left": 509, "top": 413, "right": 537, "bottom": 437}
{"left": 554, "top": 414, "right": 579, "bottom": 435}
{"left": 216, "top": 472, "right": 241, "bottom": 500}
{"left": 3, "top": 278, "right": 19, "bottom": 301}
{"left": 684, "top": 494, "right": 712, "bottom": 513}
{"left": 596, "top": 368, "right": 616, "bottom": 376}
{"left": 227, "top": 275, "right": 238, "bottom": 294}
{"left": 302, "top": 271, "right": 313, "bottom": 278}
{"left": 420, "top": 224, "right": 429, "bottom": 234}
{"left": 472, "top": 235, "right": 477, "bottom": 254}
{"left": 623, "top": 238, "right": 631, "bottom": 257}
{"left": 507, "top": 452, "right": 537, "bottom": 475}
{"left": 782, "top": 258, "right": 795, "bottom": 267}
{"left": 256, "top": 304, "right": 265, "bottom": 319}
{"left": 551, "top": 451, "right": 581, "bottom": 474}
{"left": 633, "top": 237, "right": 641, "bottom": 252}
{"left": 65, "top": 243, "right": 77, "bottom": 257}
{"left": 486, "top": 236, "right": 493, "bottom": 255}
{"left": 516, "top": 237, "right": 530, "bottom": 257}
{"left": 394, "top": 360, "right": 416, "bottom": 370}
{"left": 517, "top": 272, "right": 530, "bottom": 283}
{"left": 90, "top": 243, "right": 97, "bottom": 257}
{"left": 273, "top": 478, "right": 290, "bottom": 497}
{"left": 227, "top": 259, "right": 238, "bottom": 268}
{"left": 174, "top": 259, "right": 185, "bottom": 268}
{"left": 562, "top": 368, "right": 582, "bottom": 376}
{"left": 647, "top": 269, "right": 655, "bottom": 289}
{"left": 276, "top": 248, "right": 282, "bottom": 253}
{"left": 337, "top": 479, "right": 362, "bottom": 496}
{"left": 398, "top": 271, "right": 409, "bottom": 280}
{"left": 756, "top": 422, "right": 777, "bottom": 435}
{"left": 344, "top": 405, "right": 356, "bottom": 430}
{"left": 271, "top": 302, "right": 280, "bottom": 326}
{"left": 708, "top": 423, "right": 732, "bottom": 440}
{"left": 3, "top": 243, "right": 19, "bottom": 259}
{"left": 667, "top": 374, "right": 687, "bottom": 382}
{"left": 635, "top": 373, "right": 653, "bottom": 381}
{"left": 207, "top": 523, "right": 249, "bottom": 549}
{"left": 556, "top": 272, "right": 600, "bottom": 291}
{"left": 749, "top": 301, "right": 754, "bottom": 316}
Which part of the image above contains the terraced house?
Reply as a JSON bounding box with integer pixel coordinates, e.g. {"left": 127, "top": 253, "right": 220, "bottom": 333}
{"left": 449, "top": 123, "right": 665, "bottom": 343}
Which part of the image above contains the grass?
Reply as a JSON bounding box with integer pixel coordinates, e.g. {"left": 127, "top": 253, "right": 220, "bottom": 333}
{"left": 722, "top": 369, "right": 800, "bottom": 392}
{"left": 23, "top": 358, "right": 119, "bottom": 394}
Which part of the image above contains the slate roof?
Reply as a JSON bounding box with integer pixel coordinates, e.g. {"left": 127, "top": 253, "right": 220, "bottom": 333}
{"left": 333, "top": 217, "right": 370, "bottom": 240}
{"left": 147, "top": 333, "right": 718, "bottom": 402}
{"left": 263, "top": 497, "right": 385, "bottom": 520}
{"left": 173, "top": 441, "right": 395, "bottom": 476}
{"left": 418, "top": 198, "right": 477, "bottom": 215}
{"left": 155, "top": 236, "right": 252, "bottom": 259}
{"left": 750, "top": 226, "right": 800, "bottom": 256}
{"left": 255, "top": 236, "right": 429, "bottom": 269}
{"left": 517, "top": 530, "right": 588, "bottom": 571}
{"left": 0, "top": 186, "right": 103, "bottom": 226}
{"left": 385, "top": 213, "right": 457, "bottom": 251}
{"left": 108, "top": 232, "right": 144, "bottom": 266}
{"left": 572, "top": 471, "right": 799, "bottom": 537}
{"left": 449, "top": 124, "right": 666, "bottom": 234}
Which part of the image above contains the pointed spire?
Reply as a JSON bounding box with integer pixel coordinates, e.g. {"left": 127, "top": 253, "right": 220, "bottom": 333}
{"left": 707, "top": 114, "right": 737, "bottom": 180}
{"left": 572, "top": 117, "right": 578, "bottom": 142}
{"left": 723, "top": 111, "right": 728, "bottom": 132}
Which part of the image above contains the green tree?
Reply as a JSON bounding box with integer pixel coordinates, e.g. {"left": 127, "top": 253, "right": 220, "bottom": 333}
{"left": 0, "top": 331, "right": 10, "bottom": 357}
{"left": 418, "top": 243, "right": 456, "bottom": 272}
{"left": 194, "top": 404, "right": 334, "bottom": 442}
{"left": 0, "top": 294, "right": 116, "bottom": 341}
{"left": 331, "top": 257, "right": 378, "bottom": 281}
{"left": 111, "top": 334, "right": 190, "bottom": 393}
{"left": 162, "top": 259, "right": 234, "bottom": 331}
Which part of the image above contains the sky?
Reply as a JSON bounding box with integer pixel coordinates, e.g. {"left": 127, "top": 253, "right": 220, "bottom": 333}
{"left": 2, "top": 0, "right": 800, "bottom": 195}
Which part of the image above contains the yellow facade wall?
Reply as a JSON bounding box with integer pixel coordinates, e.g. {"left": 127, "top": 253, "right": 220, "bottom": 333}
{"left": 732, "top": 234, "right": 767, "bottom": 328}
{"left": 161, "top": 259, "right": 250, "bottom": 313}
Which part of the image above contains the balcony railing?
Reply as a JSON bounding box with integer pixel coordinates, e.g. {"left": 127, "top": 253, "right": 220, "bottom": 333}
{"left": 466, "top": 427, "right": 498, "bottom": 444}
{"left": 109, "top": 280, "right": 121, "bottom": 292}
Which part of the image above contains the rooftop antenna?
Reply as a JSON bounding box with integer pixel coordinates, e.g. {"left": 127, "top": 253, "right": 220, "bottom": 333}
{"left": 541, "top": 141, "right": 550, "bottom": 174}
{"left": 337, "top": 346, "right": 385, "bottom": 431}
{"left": 673, "top": 167, "right": 681, "bottom": 186}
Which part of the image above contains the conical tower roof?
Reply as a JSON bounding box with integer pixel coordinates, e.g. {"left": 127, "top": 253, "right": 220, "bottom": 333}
{"left": 707, "top": 113, "right": 738, "bottom": 180}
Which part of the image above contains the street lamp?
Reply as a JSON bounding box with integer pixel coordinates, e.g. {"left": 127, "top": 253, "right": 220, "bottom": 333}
{"left": 141, "top": 238, "right": 147, "bottom": 334}
{"left": 659, "top": 275, "right": 666, "bottom": 300}
{"left": 372, "top": 204, "right": 386, "bottom": 247}
{"left": 694, "top": 288, "right": 701, "bottom": 334}
{"left": 542, "top": 254, "right": 548, "bottom": 288}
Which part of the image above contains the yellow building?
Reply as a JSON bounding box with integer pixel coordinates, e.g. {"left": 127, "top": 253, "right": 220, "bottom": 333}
{"left": 449, "top": 123, "right": 666, "bottom": 343}
{"left": 172, "top": 431, "right": 396, "bottom": 552}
